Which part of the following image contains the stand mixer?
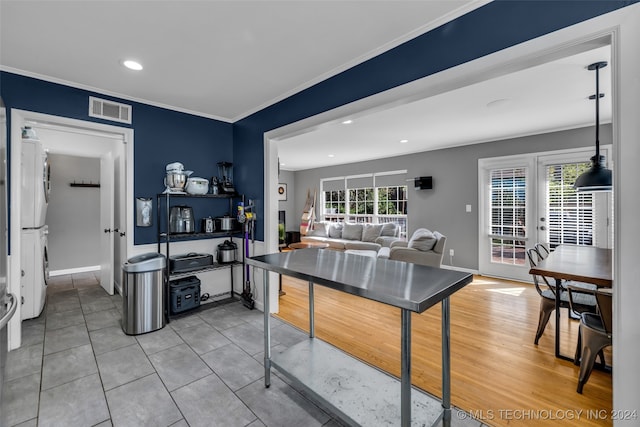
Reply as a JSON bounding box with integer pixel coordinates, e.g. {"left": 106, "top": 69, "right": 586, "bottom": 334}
{"left": 164, "top": 162, "right": 192, "bottom": 193}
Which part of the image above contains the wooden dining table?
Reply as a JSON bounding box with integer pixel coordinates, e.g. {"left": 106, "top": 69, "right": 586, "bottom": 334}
{"left": 528, "top": 244, "right": 613, "bottom": 361}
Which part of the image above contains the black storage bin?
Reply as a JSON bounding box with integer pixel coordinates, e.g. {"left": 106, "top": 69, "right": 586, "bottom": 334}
{"left": 169, "top": 276, "right": 201, "bottom": 315}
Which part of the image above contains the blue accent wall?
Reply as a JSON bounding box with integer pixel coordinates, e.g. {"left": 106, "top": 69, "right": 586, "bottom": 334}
{"left": 233, "top": 0, "right": 635, "bottom": 240}
{"left": 0, "top": 71, "right": 234, "bottom": 245}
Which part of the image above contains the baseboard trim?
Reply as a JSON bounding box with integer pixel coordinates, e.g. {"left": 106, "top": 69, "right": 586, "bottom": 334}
{"left": 440, "top": 265, "right": 478, "bottom": 275}
{"left": 50, "top": 265, "right": 100, "bottom": 277}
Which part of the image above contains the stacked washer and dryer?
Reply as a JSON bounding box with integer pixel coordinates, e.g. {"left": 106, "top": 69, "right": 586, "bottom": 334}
{"left": 21, "top": 128, "right": 50, "bottom": 320}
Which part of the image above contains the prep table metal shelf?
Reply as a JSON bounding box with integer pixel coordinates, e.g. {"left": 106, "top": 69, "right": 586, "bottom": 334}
{"left": 247, "top": 249, "right": 472, "bottom": 427}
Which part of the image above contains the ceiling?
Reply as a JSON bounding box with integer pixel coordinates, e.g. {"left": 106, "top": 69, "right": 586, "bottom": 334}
{"left": 0, "top": 1, "right": 611, "bottom": 172}
{"left": 0, "top": 0, "right": 481, "bottom": 122}
{"left": 278, "top": 45, "right": 611, "bottom": 171}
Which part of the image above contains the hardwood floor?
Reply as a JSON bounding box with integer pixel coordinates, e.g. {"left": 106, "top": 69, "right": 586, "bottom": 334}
{"left": 275, "top": 275, "right": 613, "bottom": 427}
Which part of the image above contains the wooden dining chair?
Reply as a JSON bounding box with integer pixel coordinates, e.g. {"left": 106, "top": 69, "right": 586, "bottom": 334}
{"left": 572, "top": 288, "right": 612, "bottom": 393}
{"left": 527, "top": 246, "right": 597, "bottom": 345}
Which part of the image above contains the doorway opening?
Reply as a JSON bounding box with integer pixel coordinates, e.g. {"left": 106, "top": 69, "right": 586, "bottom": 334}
{"left": 8, "top": 110, "right": 133, "bottom": 349}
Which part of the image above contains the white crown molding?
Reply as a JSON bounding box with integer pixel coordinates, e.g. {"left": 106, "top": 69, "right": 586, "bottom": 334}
{"left": 0, "top": 65, "right": 233, "bottom": 123}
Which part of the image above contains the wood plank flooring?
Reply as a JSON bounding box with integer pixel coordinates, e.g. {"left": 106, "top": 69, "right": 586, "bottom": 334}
{"left": 274, "top": 275, "right": 613, "bottom": 427}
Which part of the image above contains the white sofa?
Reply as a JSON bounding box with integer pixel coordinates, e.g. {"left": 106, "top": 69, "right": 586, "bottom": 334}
{"left": 301, "top": 221, "right": 400, "bottom": 251}
{"left": 347, "top": 228, "right": 446, "bottom": 268}
{"left": 379, "top": 229, "right": 446, "bottom": 268}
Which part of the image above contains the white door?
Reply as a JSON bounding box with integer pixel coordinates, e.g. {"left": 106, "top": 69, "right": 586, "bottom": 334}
{"left": 113, "top": 149, "right": 126, "bottom": 295}
{"left": 479, "top": 148, "right": 613, "bottom": 282}
{"left": 479, "top": 156, "right": 536, "bottom": 282}
{"left": 100, "top": 152, "right": 114, "bottom": 295}
{"left": 537, "top": 149, "right": 612, "bottom": 249}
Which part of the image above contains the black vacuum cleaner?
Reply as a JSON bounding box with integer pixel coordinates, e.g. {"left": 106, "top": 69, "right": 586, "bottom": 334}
{"left": 239, "top": 201, "right": 255, "bottom": 310}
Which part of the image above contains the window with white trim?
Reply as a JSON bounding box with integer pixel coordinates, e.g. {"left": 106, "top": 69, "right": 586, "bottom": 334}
{"left": 322, "top": 178, "right": 408, "bottom": 236}
{"left": 323, "top": 190, "right": 346, "bottom": 218}
{"left": 490, "top": 167, "right": 527, "bottom": 265}
{"left": 546, "top": 161, "right": 595, "bottom": 246}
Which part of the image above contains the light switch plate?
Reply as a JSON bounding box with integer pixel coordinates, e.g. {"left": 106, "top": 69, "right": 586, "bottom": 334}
{"left": 466, "top": 204, "right": 472, "bottom": 212}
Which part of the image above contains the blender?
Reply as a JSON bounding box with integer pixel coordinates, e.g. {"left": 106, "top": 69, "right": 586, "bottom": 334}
{"left": 217, "top": 162, "right": 235, "bottom": 194}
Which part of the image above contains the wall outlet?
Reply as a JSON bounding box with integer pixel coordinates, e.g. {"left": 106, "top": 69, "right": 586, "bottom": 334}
{"left": 449, "top": 249, "right": 454, "bottom": 257}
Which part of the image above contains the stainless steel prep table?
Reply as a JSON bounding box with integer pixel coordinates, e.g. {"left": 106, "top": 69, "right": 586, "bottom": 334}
{"left": 247, "top": 248, "right": 472, "bottom": 427}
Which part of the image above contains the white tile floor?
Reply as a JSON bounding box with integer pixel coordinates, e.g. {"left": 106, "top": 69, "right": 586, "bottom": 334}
{"left": 1, "top": 272, "right": 484, "bottom": 427}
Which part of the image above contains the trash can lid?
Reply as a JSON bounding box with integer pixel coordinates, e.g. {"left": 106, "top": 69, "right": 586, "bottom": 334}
{"left": 123, "top": 252, "right": 166, "bottom": 272}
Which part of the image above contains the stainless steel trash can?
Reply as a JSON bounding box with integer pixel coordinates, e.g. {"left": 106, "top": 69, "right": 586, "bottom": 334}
{"left": 121, "top": 253, "right": 166, "bottom": 335}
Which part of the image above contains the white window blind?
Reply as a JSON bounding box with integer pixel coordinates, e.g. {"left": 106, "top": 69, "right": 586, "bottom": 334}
{"left": 546, "top": 162, "right": 595, "bottom": 246}
{"left": 489, "top": 167, "right": 527, "bottom": 265}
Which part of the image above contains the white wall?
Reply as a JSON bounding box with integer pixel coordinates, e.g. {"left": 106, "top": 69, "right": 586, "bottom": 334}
{"left": 46, "top": 153, "right": 100, "bottom": 270}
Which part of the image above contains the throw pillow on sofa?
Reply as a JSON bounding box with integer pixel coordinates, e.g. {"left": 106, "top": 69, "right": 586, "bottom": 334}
{"left": 408, "top": 228, "right": 437, "bottom": 251}
{"left": 328, "top": 222, "right": 344, "bottom": 239}
{"left": 342, "top": 223, "right": 364, "bottom": 240}
{"left": 308, "top": 221, "right": 329, "bottom": 237}
{"left": 380, "top": 223, "right": 398, "bottom": 237}
{"left": 362, "top": 224, "right": 384, "bottom": 242}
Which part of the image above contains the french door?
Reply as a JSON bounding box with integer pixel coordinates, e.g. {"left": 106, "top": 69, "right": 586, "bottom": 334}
{"left": 537, "top": 151, "right": 612, "bottom": 251}
{"left": 479, "top": 148, "right": 612, "bottom": 282}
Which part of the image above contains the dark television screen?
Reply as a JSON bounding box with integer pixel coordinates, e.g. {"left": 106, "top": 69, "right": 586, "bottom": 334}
{"left": 414, "top": 176, "right": 433, "bottom": 190}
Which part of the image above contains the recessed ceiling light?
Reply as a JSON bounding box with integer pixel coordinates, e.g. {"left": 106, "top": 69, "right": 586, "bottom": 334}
{"left": 342, "top": 120, "right": 353, "bottom": 125}
{"left": 123, "top": 60, "right": 143, "bottom": 71}
{"left": 400, "top": 139, "right": 408, "bottom": 144}
{"left": 280, "top": 162, "right": 285, "bottom": 166}
{"left": 328, "top": 154, "right": 335, "bottom": 158}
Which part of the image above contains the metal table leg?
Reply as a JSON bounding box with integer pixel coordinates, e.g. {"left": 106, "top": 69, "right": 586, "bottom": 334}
{"left": 442, "top": 296, "right": 451, "bottom": 427}
{"left": 309, "top": 280, "right": 315, "bottom": 338}
{"left": 555, "top": 278, "right": 561, "bottom": 358}
{"left": 554, "top": 278, "right": 574, "bottom": 362}
{"left": 401, "top": 308, "right": 411, "bottom": 427}
{"left": 263, "top": 269, "right": 271, "bottom": 387}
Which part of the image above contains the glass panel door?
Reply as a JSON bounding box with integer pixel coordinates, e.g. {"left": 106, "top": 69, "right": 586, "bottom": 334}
{"left": 544, "top": 162, "right": 595, "bottom": 247}
{"left": 479, "top": 156, "right": 535, "bottom": 282}
{"left": 480, "top": 148, "right": 612, "bottom": 282}
{"left": 537, "top": 149, "right": 612, "bottom": 249}
{"left": 490, "top": 167, "right": 527, "bottom": 266}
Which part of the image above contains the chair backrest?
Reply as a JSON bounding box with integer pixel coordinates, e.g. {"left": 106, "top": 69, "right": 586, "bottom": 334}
{"left": 595, "top": 290, "right": 613, "bottom": 334}
{"left": 526, "top": 247, "right": 539, "bottom": 268}
{"left": 527, "top": 247, "right": 554, "bottom": 297}
{"left": 535, "top": 243, "right": 550, "bottom": 259}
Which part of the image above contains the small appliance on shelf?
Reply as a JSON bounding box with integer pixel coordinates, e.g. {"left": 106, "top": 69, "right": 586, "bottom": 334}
{"left": 169, "top": 276, "right": 201, "bottom": 315}
{"left": 169, "top": 252, "right": 213, "bottom": 274}
{"left": 217, "top": 161, "right": 235, "bottom": 194}
{"left": 163, "top": 162, "right": 192, "bottom": 194}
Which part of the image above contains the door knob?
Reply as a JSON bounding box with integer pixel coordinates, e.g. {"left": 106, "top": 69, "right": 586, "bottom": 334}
{"left": 119, "top": 231, "right": 126, "bottom": 237}
{"left": 104, "top": 228, "right": 111, "bottom": 233}
{"left": 540, "top": 226, "right": 546, "bottom": 231}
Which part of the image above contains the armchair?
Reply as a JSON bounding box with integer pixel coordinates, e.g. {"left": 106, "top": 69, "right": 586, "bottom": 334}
{"left": 386, "top": 229, "right": 446, "bottom": 268}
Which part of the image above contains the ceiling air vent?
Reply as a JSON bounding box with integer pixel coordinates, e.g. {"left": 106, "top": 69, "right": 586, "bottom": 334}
{"left": 89, "top": 96, "right": 132, "bottom": 124}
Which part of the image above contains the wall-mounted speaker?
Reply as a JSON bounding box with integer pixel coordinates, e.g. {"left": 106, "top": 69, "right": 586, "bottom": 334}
{"left": 414, "top": 176, "right": 433, "bottom": 190}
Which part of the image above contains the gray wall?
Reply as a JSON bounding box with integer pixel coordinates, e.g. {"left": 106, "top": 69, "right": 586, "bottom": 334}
{"left": 291, "top": 125, "right": 612, "bottom": 270}
{"left": 47, "top": 154, "right": 101, "bottom": 270}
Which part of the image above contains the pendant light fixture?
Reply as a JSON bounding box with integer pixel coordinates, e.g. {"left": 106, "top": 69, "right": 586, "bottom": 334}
{"left": 574, "top": 61, "right": 612, "bottom": 192}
